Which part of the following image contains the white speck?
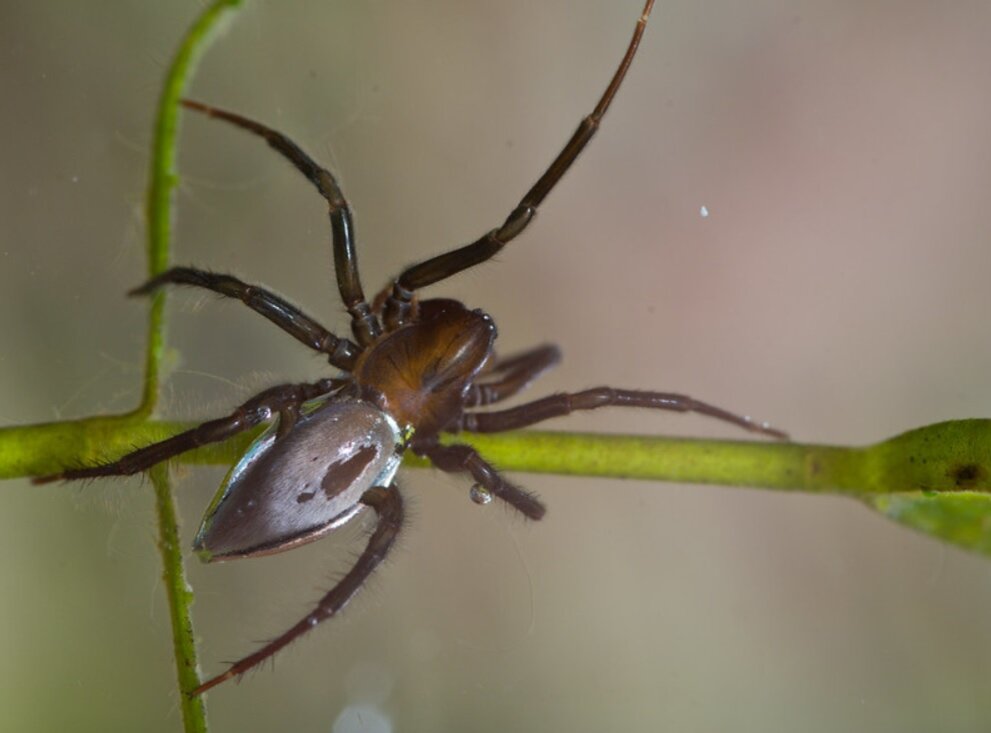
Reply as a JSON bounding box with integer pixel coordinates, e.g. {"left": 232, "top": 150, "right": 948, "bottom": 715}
{"left": 71, "top": 175, "right": 79, "bottom": 183}
{"left": 699, "top": 205, "right": 709, "bottom": 218}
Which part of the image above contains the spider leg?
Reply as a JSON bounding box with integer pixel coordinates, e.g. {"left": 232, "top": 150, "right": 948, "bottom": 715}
{"left": 382, "top": 0, "right": 655, "bottom": 329}
{"left": 193, "top": 485, "right": 403, "bottom": 695}
{"left": 466, "top": 344, "right": 561, "bottom": 407}
{"left": 458, "top": 388, "right": 789, "bottom": 440}
{"left": 416, "top": 441, "right": 546, "bottom": 520}
{"left": 132, "top": 267, "right": 360, "bottom": 371}
{"left": 32, "top": 379, "right": 342, "bottom": 483}
{"left": 181, "top": 99, "right": 381, "bottom": 346}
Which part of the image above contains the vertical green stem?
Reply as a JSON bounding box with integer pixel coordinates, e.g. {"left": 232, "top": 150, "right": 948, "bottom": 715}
{"left": 139, "top": 0, "right": 245, "bottom": 417}
{"left": 152, "top": 467, "right": 207, "bottom": 732}
{"left": 140, "top": 1, "right": 246, "bottom": 729}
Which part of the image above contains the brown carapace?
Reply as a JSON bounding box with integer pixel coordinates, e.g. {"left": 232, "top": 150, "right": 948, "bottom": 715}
{"left": 35, "top": 0, "right": 786, "bottom": 695}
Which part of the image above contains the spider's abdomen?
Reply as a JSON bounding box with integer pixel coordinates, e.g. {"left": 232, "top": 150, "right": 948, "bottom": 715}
{"left": 354, "top": 299, "right": 496, "bottom": 434}
{"left": 194, "top": 399, "right": 403, "bottom": 561}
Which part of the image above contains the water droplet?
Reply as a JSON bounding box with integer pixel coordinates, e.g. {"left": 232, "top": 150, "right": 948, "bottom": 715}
{"left": 469, "top": 484, "right": 492, "bottom": 505}
{"left": 700, "top": 204, "right": 709, "bottom": 218}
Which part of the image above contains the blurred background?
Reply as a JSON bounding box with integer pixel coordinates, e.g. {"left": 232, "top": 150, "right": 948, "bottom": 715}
{"left": 4, "top": 1, "right": 991, "bottom": 730}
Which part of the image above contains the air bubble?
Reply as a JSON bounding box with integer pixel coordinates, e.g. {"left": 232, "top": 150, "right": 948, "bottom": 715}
{"left": 333, "top": 703, "right": 392, "bottom": 733}
{"left": 469, "top": 484, "right": 492, "bottom": 505}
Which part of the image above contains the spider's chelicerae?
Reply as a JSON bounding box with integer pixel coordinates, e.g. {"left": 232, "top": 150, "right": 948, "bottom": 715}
{"left": 38, "top": 0, "right": 785, "bottom": 694}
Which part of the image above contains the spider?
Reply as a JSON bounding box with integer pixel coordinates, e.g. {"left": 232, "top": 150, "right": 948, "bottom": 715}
{"left": 36, "top": 0, "right": 785, "bottom": 695}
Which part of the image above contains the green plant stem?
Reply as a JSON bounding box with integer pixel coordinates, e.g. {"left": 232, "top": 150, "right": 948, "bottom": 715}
{"left": 135, "top": 0, "right": 245, "bottom": 728}
{"left": 139, "top": 0, "right": 244, "bottom": 418}
{"left": 152, "top": 466, "right": 207, "bottom": 732}
{"left": 8, "top": 417, "right": 991, "bottom": 558}
{"left": 4, "top": 417, "right": 989, "bottom": 496}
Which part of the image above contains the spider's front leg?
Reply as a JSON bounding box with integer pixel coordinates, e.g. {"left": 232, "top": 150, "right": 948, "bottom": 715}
{"left": 132, "top": 268, "right": 360, "bottom": 370}
{"left": 181, "top": 99, "right": 382, "bottom": 346}
{"left": 33, "top": 379, "right": 342, "bottom": 484}
{"left": 381, "top": 0, "right": 655, "bottom": 329}
{"left": 193, "top": 484, "right": 404, "bottom": 695}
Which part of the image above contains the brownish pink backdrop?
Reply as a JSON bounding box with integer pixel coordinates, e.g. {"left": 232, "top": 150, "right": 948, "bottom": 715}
{"left": 3, "top": 2, "right": 991, "bottom": 731}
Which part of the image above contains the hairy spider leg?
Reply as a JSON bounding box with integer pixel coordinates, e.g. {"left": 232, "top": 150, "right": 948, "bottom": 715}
{"left": 465, "top": 344, "right": 562, "bottom": 407}
{"left": 416, "top": 442, "right": 546, "bottom": 520}
{"left": 193, "top": 485, "right": 404, "bottom": 695}
{"left": 181, "top": 99, "right": 381, "bottom": 346}
{"left": 32, "top": 380, "right": 342, "bottom": 483}
{"left": 459, "top": 387, "right": 789, "bottom": 440}
{"left": 132, "top": 268, "right": 360, "bottom": 370}
{"left": 381, "top": 0, "right": 657, "bottom": 329}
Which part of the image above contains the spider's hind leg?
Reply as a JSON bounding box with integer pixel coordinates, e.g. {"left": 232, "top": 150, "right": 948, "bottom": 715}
{"left": 33, "top": 379, "right": 340, "bottom": 484}
{"left": 466, "top": 344, "right": 562, "bottom": 407}
{"left": 193, "top": 484, "right": 404, "bottom": 695}
{"left": 459, "top": 387, "right": 788, "bottom": 440}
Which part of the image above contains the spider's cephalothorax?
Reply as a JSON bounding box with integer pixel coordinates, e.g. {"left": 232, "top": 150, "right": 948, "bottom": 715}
{"left": 36, "top": 0, "right": 786, "bottom": 694}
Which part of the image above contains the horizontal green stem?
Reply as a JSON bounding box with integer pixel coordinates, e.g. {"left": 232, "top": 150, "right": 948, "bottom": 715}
{"left": 5, "top": 417, "right": 990, "bottom": 497}
{"left": 7, "top": 416, "right": 991, "bottom": 558}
